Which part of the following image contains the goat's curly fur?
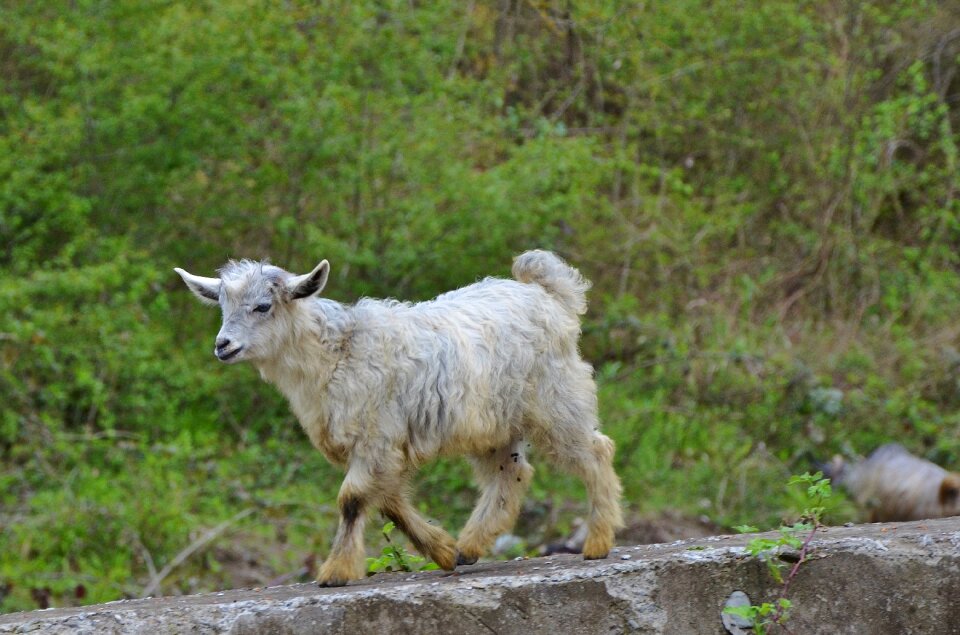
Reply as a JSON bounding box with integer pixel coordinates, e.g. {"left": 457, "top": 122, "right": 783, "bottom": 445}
{"left": 177, "top": 250, "right": 624, "bottom": 586}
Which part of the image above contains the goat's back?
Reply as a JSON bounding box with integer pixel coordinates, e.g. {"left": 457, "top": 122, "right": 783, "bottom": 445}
{"left": 323, "top": 274, "right": 587, "bottom": 455}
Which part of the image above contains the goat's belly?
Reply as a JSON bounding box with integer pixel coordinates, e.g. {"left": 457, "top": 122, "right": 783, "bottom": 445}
{"left": 438, "top": 413, "right": 516, "bottom": 456}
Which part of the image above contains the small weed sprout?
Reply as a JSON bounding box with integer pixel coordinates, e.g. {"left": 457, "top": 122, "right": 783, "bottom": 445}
{"left": 724, "top": 471, "right": 832, "bottom": 634}
{"left": 366, "top": 522, "right": 441, "bottom": 575}
{"left": 724, "top": 598, "right": 793, "bottom": 635}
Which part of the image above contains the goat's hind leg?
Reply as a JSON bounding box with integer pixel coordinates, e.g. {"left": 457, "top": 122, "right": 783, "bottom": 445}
{"left": 534, "top": 365, "right": 624, "bottom": 560}
{"left": 573, "top": 430, "right": 624, "bottom": 559}
{"left": 455, "top": 439, "right": 534, "bottom": 565}
{"left": 544, "top": 428, "right": 623, "bottom": 559}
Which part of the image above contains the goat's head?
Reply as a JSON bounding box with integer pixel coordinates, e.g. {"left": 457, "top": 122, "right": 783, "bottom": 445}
{"left": 174, "top": 259, "right": 330, "bottom": 364}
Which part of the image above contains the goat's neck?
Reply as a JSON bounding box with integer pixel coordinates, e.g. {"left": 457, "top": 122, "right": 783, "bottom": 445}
{"left": 255, "top": 304, "right": 348, "bottom": 398}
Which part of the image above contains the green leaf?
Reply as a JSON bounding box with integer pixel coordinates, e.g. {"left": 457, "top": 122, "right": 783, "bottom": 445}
{"left": 723, "top": 605, "right": 757, "bottom": 619}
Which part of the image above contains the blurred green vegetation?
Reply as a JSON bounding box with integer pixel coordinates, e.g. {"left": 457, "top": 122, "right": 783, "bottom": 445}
{"left": 2, "top": 0, "right": 959, "bottom": 613}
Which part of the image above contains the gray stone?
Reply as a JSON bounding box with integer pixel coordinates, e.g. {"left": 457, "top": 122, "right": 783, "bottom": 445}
{"left": 721, "top": 590, "right": 753, "bottom": 635}
{"left": 1, "top": 517, "right": 960, "bottom": 634}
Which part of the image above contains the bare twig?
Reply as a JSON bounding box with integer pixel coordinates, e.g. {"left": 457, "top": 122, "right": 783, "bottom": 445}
{"left": 57, "top": 430, "right": 140, "bottom": 441}
{"left": 523, "top": 0, "right": 562, "bottom": 37}
{"left": 130, "top": 532, "right": 159, "bottom": 588}
{"left": 141, "top": 508, "right": 255, "bottom": 598}
{"left": 447, "top": 0, "right": 476, "bottom": 80}
{"left": 266, "top": 566, "right": 309, "bottom": 587}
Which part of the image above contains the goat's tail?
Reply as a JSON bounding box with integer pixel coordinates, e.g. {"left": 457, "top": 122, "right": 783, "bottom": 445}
{"left": 512, "top": 250, "right": 590, "bottom": 315}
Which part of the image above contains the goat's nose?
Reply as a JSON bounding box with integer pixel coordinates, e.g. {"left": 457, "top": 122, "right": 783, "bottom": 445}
{"left": 215, "top": 337, "right": 231, "bottom": 351}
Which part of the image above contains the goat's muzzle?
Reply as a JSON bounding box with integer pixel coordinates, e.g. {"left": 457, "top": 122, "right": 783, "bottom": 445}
{"left": 215, "top": 338, "right": 244, "bottom": 362}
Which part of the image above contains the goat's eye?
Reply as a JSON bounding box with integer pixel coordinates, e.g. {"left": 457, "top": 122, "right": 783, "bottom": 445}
{"left": 253, "top": 303, "right": 271, "bottom": 314}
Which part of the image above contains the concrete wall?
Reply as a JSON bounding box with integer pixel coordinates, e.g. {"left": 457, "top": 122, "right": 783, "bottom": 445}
{"left": 1, "top": 517, "right": 958, "bottom": 634}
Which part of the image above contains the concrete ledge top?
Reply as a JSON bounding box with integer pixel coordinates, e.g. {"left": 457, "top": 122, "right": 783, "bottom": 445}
{"left": 2, "top": 516, "right": 959, "bottom": 634}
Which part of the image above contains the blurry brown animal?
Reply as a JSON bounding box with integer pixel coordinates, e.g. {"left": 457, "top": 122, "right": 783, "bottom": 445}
{"left": 827, "top": 444, "right": 960, "bottom": 522}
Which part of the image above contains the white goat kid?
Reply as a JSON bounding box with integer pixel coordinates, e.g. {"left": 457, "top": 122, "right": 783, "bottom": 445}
{"left": 175, "top": 250, "right": 623, "bottom": 586}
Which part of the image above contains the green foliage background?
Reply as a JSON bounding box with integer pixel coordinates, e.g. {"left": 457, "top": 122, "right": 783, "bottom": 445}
{"left": 2, "top": 0, "right": 959, "bottom": 612}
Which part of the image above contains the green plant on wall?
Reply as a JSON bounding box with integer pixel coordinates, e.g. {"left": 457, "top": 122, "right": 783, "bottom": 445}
{"left": 725, "top": 472, "right": 833, "bottom": 634}
{"left": 366, "top": 522, "right": 440, "bottom": 575}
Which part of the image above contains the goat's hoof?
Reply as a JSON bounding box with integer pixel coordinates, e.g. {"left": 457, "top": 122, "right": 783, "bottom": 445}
{"left": 582, "top": 533, "right": 613, "bottom": 560}
{"left": 455, "top": 551, "right": 479, "bottom": 566}
{"left": 316, "top": 559, "right": 361, "bottom": 587}
{"left": 431, "top": 540, "right": 458, "bottom": 571}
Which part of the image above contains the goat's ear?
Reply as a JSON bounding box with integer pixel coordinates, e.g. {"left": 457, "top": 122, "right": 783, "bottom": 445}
{"left": 174, "top": 268, "right": 221, "bottom": 306}
{"left": 287, "top": 260, "right": 330, "bottom": 300}
{"left": 940, "top": 474, "right": 960, "bottom": 506}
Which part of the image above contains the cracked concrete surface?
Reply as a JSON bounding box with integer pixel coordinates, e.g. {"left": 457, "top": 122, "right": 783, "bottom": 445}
{"left": 2, "top": 517, "right": 959, "bottom": 634}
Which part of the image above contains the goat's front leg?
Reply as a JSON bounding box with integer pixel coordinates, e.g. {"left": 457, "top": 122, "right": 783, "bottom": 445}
{"left": 380, "top": 484, "right": 457, "bottom": 572}
{"left": 316, "top": 468, "right": 373, "bottom": 587}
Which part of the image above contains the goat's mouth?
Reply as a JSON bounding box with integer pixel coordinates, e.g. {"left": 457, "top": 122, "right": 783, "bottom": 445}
{"left": 215, "top": 346, "right": 244, "bottom": 362}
